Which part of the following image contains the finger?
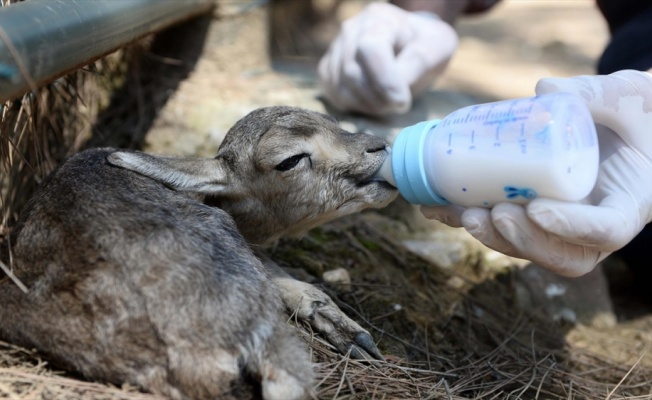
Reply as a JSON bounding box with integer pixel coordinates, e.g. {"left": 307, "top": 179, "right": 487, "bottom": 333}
{"left": 320, "top": 26, "right": 407, "bottom": 115}
{"left": 535, "top": 71, "right": 652, "bottom": 151}
{"left": 354, "top": 4, "right": 413, "bottom": 113}
{"left": 340, "top": 87, "right": 379, "bottom": 115}
{"left": 460, "top": 207, "right": 521, "bottom": 258}
{"left": 395, "top": 44, "right": 449, "bottom": 96}
{"left": 318, "top": 39, "right": 379, "bottom": 114}
{"left": 396, "top": 22, "right": 457, "bottom": 92}
{"left": 318, "top": 39, "right": 350, "bottom": 109}
{"left": 356, "top": 36, "right": 411, "bottom": 113}
{"left": 341, "top": 60, "right": 398, "bottom": 114}
{"left": 526, "top": 195, "right": 641, "bottom": 252}
{"left": 463, "top": 205, "right": 601, "bottom": 276}
{"left": 490, "top": 203, "right": 601, "bottom": 277}
{"left": 420, "top": 204, "right": 466, "bottom": 227}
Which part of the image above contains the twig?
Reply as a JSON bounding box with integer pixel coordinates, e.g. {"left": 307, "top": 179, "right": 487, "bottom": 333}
{"left": 333, "top": 350, "right": 352, "bottom": 399}
{"left": 443, "top": 378, "right": 452, "bottom": 400}
{"left": 425, "top": 324, "right": 431, "bottom": 370}
{"left": 345, "top": 372, "right": 355, "bottom": 396}
{"left": 535, "top": 361, "right": 555, "bottom": 399}
{"left": 513, "top": 329, "right": 539, "bottom": 399}
{"left": 0, "top": 260, "right": 27, "bottom": 293}
{"left": 316, "top": 351, "right": 350, "bottom": 389}
{"left": 388, "top": 364, "right": 460, "bottom": 379}
{"left": 606, "top": 352, "right": 646, "bottom": 400}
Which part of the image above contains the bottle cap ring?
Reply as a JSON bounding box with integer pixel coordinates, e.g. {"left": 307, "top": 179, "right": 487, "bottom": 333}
{"left": 392, "top": 120, "right": 450, "bottom": 206}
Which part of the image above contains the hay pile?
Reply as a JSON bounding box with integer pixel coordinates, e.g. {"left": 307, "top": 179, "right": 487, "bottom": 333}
{"left": 0, "top": 340, "right": 162, "bottom": 399}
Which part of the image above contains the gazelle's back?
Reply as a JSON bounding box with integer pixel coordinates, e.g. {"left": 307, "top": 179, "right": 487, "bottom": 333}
{"left": 2, "top": 148, "right": 312, "bottom": 400}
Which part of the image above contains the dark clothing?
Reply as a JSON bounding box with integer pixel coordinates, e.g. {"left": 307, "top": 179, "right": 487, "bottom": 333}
{"left": 463, "top": 0, "right": 502, "bottom": 15}
{"left": 596, "top": 0, "right": 652, "bottom": 34}
{"left": 596, "top": 0, "right": 652, "bottom": 74}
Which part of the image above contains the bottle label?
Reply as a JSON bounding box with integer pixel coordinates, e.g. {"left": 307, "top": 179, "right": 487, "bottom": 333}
{"left": 504, "top": 186, "right": 537, "bottom": 200}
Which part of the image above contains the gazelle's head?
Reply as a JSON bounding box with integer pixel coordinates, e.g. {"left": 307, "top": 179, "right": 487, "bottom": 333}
{"left": 108, "top": 106, "right": 397, "bottom": 244}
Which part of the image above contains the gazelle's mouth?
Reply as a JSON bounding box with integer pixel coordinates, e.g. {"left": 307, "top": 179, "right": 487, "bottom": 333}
{"left": 360, "top": 149, "right": 396, "bottom": 188}
{"left": 349, "top": 146, "right": 397, "bottom": 190}
{"left": 356, "top": 179, "right": 397, "bottom": 190}
{"left": 357, "top": 164, "right": 398, "bottom": 190}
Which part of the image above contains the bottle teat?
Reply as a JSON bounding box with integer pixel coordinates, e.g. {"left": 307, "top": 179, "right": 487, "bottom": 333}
{"left": 372, "top": 148, "right": 396, "bottom": 187}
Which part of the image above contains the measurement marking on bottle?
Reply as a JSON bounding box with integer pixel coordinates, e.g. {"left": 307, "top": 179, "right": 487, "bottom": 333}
{"left": 494, "top": 126, "right": 501, "bottom": 147}
{"left": 519, "top": 123, "right": 527, "bottom": 154}
{"left": 469, "top": 130, "right": 476, "bottom": 150}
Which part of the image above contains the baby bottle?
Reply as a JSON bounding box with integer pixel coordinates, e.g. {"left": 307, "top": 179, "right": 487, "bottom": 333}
{"left": 375, "top": 92, "right": 599, "bottom": 208}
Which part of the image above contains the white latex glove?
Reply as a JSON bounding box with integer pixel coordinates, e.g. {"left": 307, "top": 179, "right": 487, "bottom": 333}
{"left": 421, "top": 70, "right": 652, "bottom": 277}
{"left": 318, "top": 2, "right": 458, "bottom": 116}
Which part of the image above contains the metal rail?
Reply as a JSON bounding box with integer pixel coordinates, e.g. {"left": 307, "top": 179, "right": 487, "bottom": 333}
{"left": 0, "top": 0, "right": 214, "bottom": 103}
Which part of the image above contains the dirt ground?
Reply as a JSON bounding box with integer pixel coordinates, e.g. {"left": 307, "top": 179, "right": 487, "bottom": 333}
{"left": 2, "top": 0, "right": 652, "bottom": 399}
{"left": 440, "top": 0, "right": 608, "bottom": 99}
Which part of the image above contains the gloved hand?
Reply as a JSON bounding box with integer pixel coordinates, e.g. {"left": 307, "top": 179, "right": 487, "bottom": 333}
{"left": 318, "top": 2, "right": 458, "bottom": 116}
{"left": 421, "top": 70, "right": 652, "bottom": 277}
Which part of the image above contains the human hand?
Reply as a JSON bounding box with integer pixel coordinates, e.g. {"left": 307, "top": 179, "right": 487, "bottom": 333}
{"left": 318, "top": 2, "right": 458, "bottom": 116}
{"left": 421, "top": 70, "right": 652, "bottom": 277}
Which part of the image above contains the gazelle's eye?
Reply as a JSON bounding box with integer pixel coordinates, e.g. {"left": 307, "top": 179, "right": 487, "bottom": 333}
{"left": 275, "top": 153, "right": 309, "bottom": 172}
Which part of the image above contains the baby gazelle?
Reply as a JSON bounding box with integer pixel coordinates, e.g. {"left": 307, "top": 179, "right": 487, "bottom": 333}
{"left": 0, "top": 106, "right": 397, "bottom": 399}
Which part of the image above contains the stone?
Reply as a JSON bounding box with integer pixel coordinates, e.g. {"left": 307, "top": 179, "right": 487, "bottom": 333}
{"left": 322, "top": 267, "right": 352, "bottom": 292}
{"left": 514, "top": 262, "right": 616, "bottom": 328}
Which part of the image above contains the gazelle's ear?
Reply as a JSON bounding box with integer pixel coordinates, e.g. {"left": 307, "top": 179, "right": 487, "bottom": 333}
{"left": 107, "top": 151, "right": 230, "bottom": 193}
